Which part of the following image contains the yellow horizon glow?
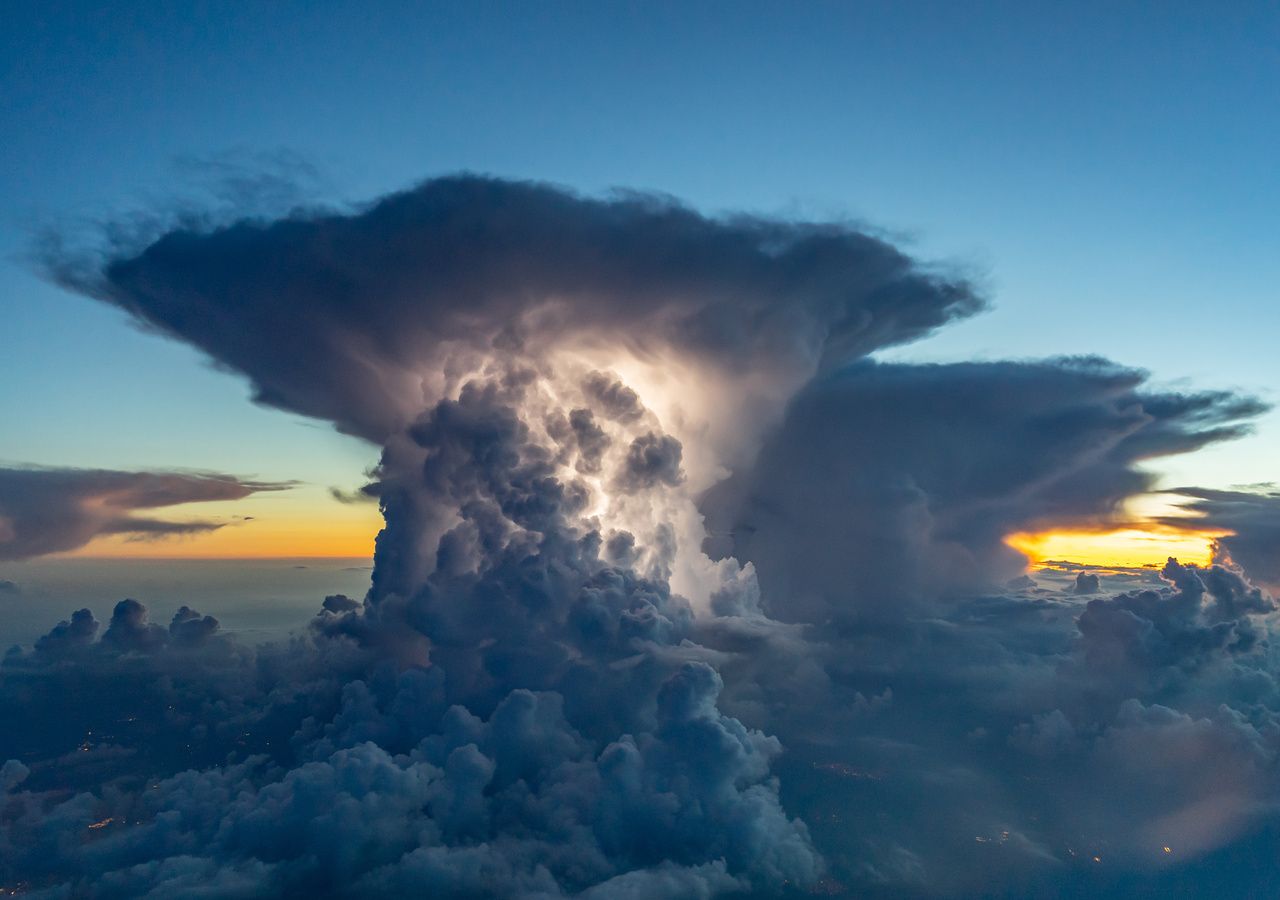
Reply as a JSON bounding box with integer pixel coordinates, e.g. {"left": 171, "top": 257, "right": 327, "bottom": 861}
{"left": 63, "top": 494, "right": 384, "bottom": 560}
{"left": 1006, "top": 525, "right": 1227, "bottom": 569}
{"left": 68, "top": 517, "right": 381, "bottom": 558}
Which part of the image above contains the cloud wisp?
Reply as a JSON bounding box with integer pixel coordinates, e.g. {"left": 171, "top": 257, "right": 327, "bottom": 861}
{"left": 0, "top": 467, "right": 291, "bottom": 561}
{"left": 3, "top": 174, "right": 1277, "bottom": 897}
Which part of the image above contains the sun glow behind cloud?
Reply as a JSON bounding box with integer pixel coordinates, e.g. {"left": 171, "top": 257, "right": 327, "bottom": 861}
{"left": 1005, "top": 525, "right": 1225, "bottom": 569}
{"left": 1006, "top": 492, "right": 1232, "bottom": 569}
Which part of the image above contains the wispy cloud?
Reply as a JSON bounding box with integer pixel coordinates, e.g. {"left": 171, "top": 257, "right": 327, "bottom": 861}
{"left": 0, "top": 466, "right": 292, "bottom": 560}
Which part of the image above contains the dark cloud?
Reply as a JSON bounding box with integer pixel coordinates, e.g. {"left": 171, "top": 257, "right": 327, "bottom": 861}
{"left": 690, "top": 558, "right": 1280, "bottom": 896}
{"left": 49, "top": 174, "right": 982, "bottom": 442}
{"left": 1160, "top": 486, "right": 1280, "bottom": 592}
{"left": 618, "top": 431, "right": 684, "bottom": 493}
{"left": 329, "top": 485, "right": 378, "bottom": 504}
{"left": 33, "top": 606, "right": 99, "bottom": 656}
{"left": 0, "top": 466, "right": 292, "bottom": 561}
{"left": 1074, "top": 558, "right": 1273, "bottom": 690}
{"left": 1074, "top": 572, "right": 1101, "bottom": 594}
{"left": 702, "top": 358, "right": 1265, "bottom": 622}
{"left": 321, "top": 593, "right": 361, "bottom": 613}
{"left": 568, "top": 407, "right": 611, "bottom": 474}
{"left": 583, "top": 371, "right": 647, "bottom": 424}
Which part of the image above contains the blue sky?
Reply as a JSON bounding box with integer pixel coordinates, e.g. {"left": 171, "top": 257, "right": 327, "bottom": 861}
{"left": 3, "top": 0, "right": 1277, "bottom": 509}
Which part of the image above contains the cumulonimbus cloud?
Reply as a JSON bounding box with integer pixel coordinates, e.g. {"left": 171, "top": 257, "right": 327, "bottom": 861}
{"left": 50, "top": 174, "right": 983, "bottom": 444}
{"left": 0, "top": 466, "right": 291, "bottom": 561}
{"left": 701, "top": 358, "right": 1266, "bottom": 619}
{"left": 5, "top": 174, "right": 1276, "bottom": 898}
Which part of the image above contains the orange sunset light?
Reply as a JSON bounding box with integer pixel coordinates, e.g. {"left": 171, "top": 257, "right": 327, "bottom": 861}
{"left": 68, "top": 500, "right": 385, "bottom": 559}
{"left": 74, "top": 517, "right": 381, "bottom": 558}
{"left": 1005, "top": 525, "right": 1227, "bottom": 569}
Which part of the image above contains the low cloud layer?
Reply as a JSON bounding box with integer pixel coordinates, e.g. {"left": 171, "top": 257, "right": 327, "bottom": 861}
{"left": 4, "top": 174, "right": 1277, "bottom": 897}
{"left": 0, "top": 467, "right": 290, "bottom": 561}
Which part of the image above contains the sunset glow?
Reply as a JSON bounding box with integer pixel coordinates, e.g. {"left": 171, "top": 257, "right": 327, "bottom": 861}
{"left": 1006, "top": 525, "right": 1227, "bottom": 569}
{"left": 68, "top": 499, "right": 383, "bottom": 559}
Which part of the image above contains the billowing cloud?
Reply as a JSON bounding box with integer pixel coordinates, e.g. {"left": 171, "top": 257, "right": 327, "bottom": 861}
{"left": 701, "top": 359, "right": 1264, "bottom": 621}
{"left": 7, "top": 174, "right": 1277, "bottom": 897}
{"left": 0, "top": 466, "right": 292, "bottom": 561}
{"left": 52, "top": 174, "right": 982, "bottom": 448}
{"left": 1161, "top": 486, "right": 1280, "bottom": 592}
{"left": 1074, "top": 571, "right": 1101, "bottom": 594}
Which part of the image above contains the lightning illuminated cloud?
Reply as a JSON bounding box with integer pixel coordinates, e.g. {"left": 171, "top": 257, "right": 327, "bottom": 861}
{"left": 4, "top": 175, "right": 1278, "bottom": 898}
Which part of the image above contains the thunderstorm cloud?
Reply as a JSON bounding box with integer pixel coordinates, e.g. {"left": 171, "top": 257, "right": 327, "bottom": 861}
{"left": 2, "top": 175, "right": 1277, "bottom": 898}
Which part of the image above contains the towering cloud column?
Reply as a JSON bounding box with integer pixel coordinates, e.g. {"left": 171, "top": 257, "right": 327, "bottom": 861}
{"left": 9, "top": 175, "right": 983, "bottom": 894}
{"left": 9, "top": 174, "right": 1274, "bottom": 897}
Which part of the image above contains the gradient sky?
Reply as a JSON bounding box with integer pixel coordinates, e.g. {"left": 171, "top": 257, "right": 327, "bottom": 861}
{"left": 2, "top": 0, "right": 1277, "bottom": 557}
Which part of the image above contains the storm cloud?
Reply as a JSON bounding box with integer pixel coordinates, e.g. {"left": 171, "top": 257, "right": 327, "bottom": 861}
{"left": 0, "top": 466, "right": 291, "bottom": 560}
{"left": 702, "top": 359, "right": 1264, "bottom": 621}
{"left": 6, "top": 174, "right": 1278, "bottom": 897}
{"left": 1161, "top": 486, "right": 1280, "bottom": 593}
{"left": 53, "top": 174, "right": 982, "bottom": 446}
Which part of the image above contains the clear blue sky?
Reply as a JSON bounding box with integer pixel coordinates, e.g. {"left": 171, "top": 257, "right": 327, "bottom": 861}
{"left": 3, "top": 0, "right": 1277, "bottom": 504}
